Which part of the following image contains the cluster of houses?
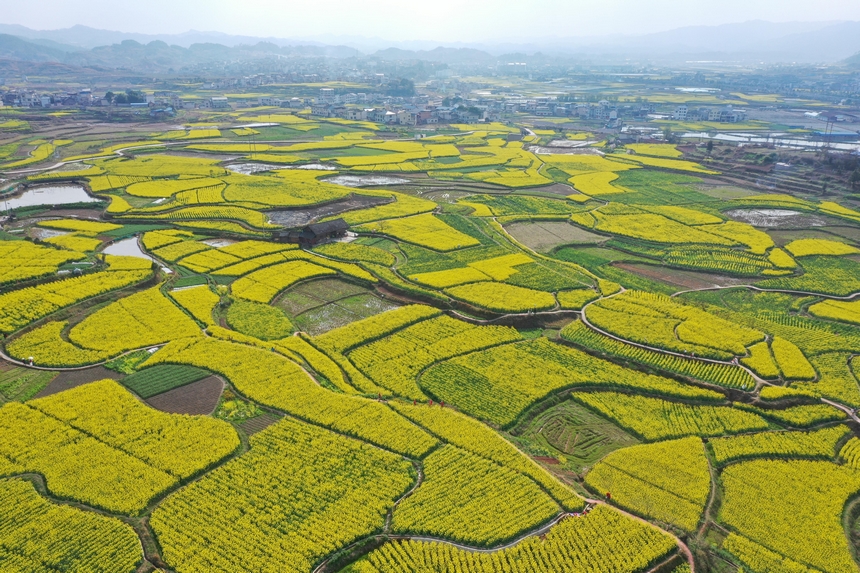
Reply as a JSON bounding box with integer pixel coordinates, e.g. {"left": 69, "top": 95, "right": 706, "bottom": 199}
{"left": 1, "top": 89, "right": 99, "bottom": 108}
{"left": 2, "top": 82, "right": 749, "bottom": 129}
{"left": 308, "top": 92, "right": 642, "bottom": 126}
{"left": 310, "top": 102, "right": 482, "bottom": 125}
{"left": 672, "top": 104, "right": 748, "bottom": 123}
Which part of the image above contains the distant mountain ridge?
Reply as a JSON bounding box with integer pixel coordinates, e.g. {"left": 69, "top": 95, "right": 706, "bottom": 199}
{"left": 1, "top": 20, "right": 860, "bottom": 72}
{"left": 0, "top": 34, "right": 364, "bottom": 74}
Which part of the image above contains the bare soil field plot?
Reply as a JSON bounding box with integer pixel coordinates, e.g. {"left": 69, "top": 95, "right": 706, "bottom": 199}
{"left": 239, "top": 412, "right": 282, "bottom": 435}
{"left": 34, "top": 366, "right": 122, "bottom": 398}
{"left": 826, "top": 226, "right": 860, "bottom": 243}
{"left": 26, "top": 208, "right": 106, "bottom": 220}
{"left": 614, "top": 262, "right": 753, "bottom": 290}
{"left": 695, "top": 184, "right": 758, "bottom": 200}
{"left": 146, "top": 376, "right": 224, "bottom": 416}
{"left": 507, "top": 221, "right": 608, "bottom": 253}
{"left": 535, "top": 182, "right": 578, "bottom": 196}
{"left": 768, "top": 228, "right": 860, "bottom": 248}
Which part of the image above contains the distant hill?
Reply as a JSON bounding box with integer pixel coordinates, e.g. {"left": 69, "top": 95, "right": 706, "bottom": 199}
{"left": 0, "top": 33, "right": 362, "bottom": 74}
{"left": 1, "top": 19, "right": 860, "bottom": 71}
{"left": 0, "top": 34, "right": 65, "bottom": 63}
{"left": 844, "top": 51, "right": 860, "bottom": 67}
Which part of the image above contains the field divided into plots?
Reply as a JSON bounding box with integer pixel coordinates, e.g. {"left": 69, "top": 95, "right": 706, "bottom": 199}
{"left": 2, "top": 120, "right": 860, "bottom": 573}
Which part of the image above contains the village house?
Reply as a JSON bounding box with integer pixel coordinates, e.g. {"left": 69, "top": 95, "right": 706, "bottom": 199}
{"left": 275, "top": 219, "right": 349, "bottom": 246}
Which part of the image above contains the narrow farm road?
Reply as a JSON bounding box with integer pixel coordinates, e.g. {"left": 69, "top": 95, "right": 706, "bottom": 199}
{"left": 313, "top": 508, "right": 593, "bottom": 573}
{"left": 584, "top": 498, "right": 695, "bottom": 573}
{"left": 579, "top": 293, "right": 769, "bottom": 387}
{"left": 670, "top": 283, "right": 860, "bottom": 302}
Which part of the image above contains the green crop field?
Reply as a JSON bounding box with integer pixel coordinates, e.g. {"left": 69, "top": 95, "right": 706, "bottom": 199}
{"left": 121, "top": 364, "right": 212, "bottom": 398}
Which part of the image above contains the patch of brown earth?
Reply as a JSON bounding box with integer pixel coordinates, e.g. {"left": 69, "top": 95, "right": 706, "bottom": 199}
{"left": 34, "top": 365, "right": 122, "bottom": 398}
{"left": 145, "top": 375, "right": 224, "bottom": 416}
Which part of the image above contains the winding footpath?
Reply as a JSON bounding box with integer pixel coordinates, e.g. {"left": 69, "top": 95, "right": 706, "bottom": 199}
{"left": 578, "top": 289, "right": 770, "bottom": 388}
{"left": 670, "top": 283, "right": 860, "bottom": 302}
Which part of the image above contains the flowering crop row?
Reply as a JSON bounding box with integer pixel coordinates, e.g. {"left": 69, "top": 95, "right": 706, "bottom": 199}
{"left": 330, "top": 191, "right": 436, "bottom": 227}
{"left": 719, "top": 459, "right": 860, "bottom": 573}
{"left": 211, "top": 247, "right": 373, "bottom": 283}
{"left": 735, "top": 403, "right": 845, "bottom": 428}
{"left": 585, "top": 437, "right": 709, "bottom": 531}
{"left": 808, "top": 299, "right": 860, "bottom": 326}
{"left": 145, "top": 337, "right": 438, "bottom": 458}
{"left": 0, "top": 478, "right": 142, "bottom": 572}
{"left": 709, "top": 425, "right": 849, "bottom": 466}
{"left": 391, "top": 445, "right": 560, "bottom": 545}
{"left": 141, "top": 229, "right": 192, "bottom": 250}
{"left": 422, "top": 338, "right": 721, "bottom": 428}
{"left": 840, "top": 437, "right": 860, "bottom": 469}
{"left": 87, "top": 174, "right": 150, "bottom": 192}
{"left": 30, "top": 380, "right": 238, "bottom": 479}
{"left": 352, "top": 505, "right": 676, "bottom": 573}
{"left": 7, "top": 321, "right": 113, "bottom": 366}
{"left": 0, "top": 380, "right": 238, "bottom": 514}
{"left": 361, "top": 213, "right": 480, "bottom": 252}
{"left": 231, "top": 260, "right": 336, "bottom": 303}
{"left": 226, "top": 299, "right": 293, "bottom": 341}
{"left": 784, "top": 238, "right": 860, "bottom": 258}
{"left": 312, "top": 241, "right": 396, "bottom": 266}
{"left": 176, "top": 248, "right": 242, "bottom": 273}
{"left": 740, "top": 341, "right": 780, "bottom": 379}
{"left": 168, "top": 286, "right": 219, "bottom": 325}
{"left": 126, "top": 177, "right": 224, "bottom": 199}
{"left": 0, "top": 264, "right": 151, "bottom": 334}
{"left": 561, "top": 320, "right": 756, "bottom": 390}
{"left": 151, "top": 416, "right": 413, "bottom": 573}
{"left": 315, "top": 305, "right": 441, "bottom": 354}
{"left": 38, "top": 219, "right": 121, "bottom": 235}
{"left": 174, "top": 220, "right": 268, "bottom": 237}
{"left": 446, "top": 281, "right": 557, "bottom": 313}
{"left": 44, "top": 233, "right": 103, "bottom": 252}
{"left": 770, "top": 336, "right": 816, "bottom": 380}
{"left": 0, "top": 239, "right": 85, "bottom": 286}
{"left": 222, "top": 170, "right": 352, "bottom": 208}
{"left": 390, "top": 401, "right": 584, "bottom": 511}
{"left": 70, "top": 285, "right": 200, "bottom": 352}
{"left": 347, "top": 315, "right": 521, "bottom": 399}
{"left": 757, "top": 256, "right": 860, "bottom": 297}
{"left": 573, "top": 392, "right": 769, "bottom": 441}
{"left": 126, "top": 205, "right": 279, "bottom": 230}
{"left": 585, "top": 290, "right": 763, "bottom": 360}
{"left": 151, "top": 240, "right": 210, "bottom": 262}
{"left": 722, "top": 533, "right": 813, "bottom": 573}
{"left": 9, "top": 286, "right": 201, "bottom": 367}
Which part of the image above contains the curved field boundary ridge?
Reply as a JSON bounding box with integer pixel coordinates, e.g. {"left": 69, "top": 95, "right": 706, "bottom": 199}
{"left": 671, "top": 283, "right": 860, "bottom": 301}
{"left": 311, "top": 501, "right": 694, "bottom": 573}
{"left": 578, "top": 290, "right": 860, "bottom": 424}
{"left": 579, "top": 289, "right": 770, "bottom": 388}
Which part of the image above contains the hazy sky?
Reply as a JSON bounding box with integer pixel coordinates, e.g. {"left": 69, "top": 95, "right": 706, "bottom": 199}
{"left": 3, "top": 0, "right": 860, "bottom": 41}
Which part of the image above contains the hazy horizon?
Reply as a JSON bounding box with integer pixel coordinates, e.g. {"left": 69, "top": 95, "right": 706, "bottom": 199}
{"left": 3, "top": 0, "right": 860, "bottom": 43}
